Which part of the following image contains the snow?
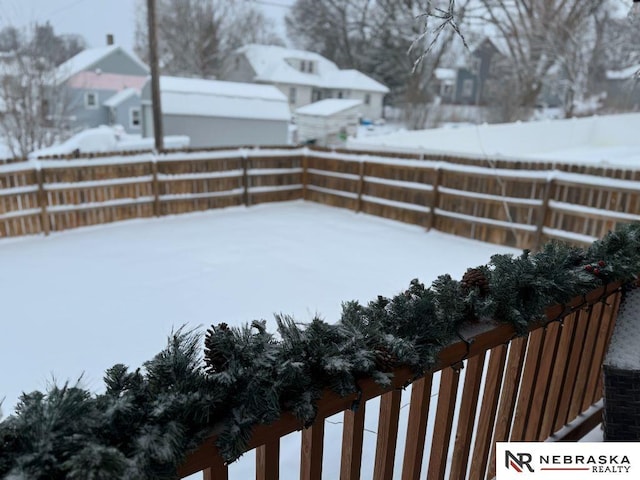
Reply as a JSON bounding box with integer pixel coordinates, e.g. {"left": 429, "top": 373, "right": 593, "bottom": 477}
{"left": 238, "top": 44, "right": 389, "bottom": 93}
{"left": 103, "top": 88, "right": 140, "bottom": 107}
{"left": 56, "top": 45, "right": 148, "bottom": 84}
{"left": 347, "top": 113, "right": 640, "bottom": 168}
{"left": 604, "top": 288, "right": 640, "bottom": 370}
{"left": 158, "top": 76, "right": 290, "bottom": 122}
{"left": 606, "top": 64, "right": 640, "bottom": 80}
{"left": 0, "top": 201, "right": 516, "bottom": 424}
{"left": 435, "top": 68, "right": 457, "bottom": 81}
{"left": 29, "top": 127, "right": 190, "bottom": 158}
{"left": 295, "top": 99, "right": 362, "bottom": 117}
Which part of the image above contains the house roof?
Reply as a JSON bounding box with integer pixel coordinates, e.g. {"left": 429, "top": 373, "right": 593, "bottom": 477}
{"left": 156, "top": 76, "right": 290, "bottom": 122}
{"left": 103, "top": 88, "right": 139, "bottom": 108}
{"left": 606, "top": 64, "right": 640, "bottom": 80}
{"left": 434, "top": 68, "right": 457, "bottom": 82}
{"left": 295, "top": 99, "right": 362, "bottom": 117}
{"left": 237, "top": 44, "right": 389, "bottom": 93}
{"left": 56, "top": 45, "right": 149, "bottom": 84}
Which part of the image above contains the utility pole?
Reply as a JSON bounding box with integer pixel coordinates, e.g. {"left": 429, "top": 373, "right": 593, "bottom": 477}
{"left": 147, "top": 0, "right": 164, "bottom": 151}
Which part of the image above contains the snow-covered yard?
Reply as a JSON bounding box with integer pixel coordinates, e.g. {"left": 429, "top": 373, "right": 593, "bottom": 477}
{"left": 348, "top": 113, "right": 640, "bottom": 168}
{"left": 1, "top": 201, "right": 519, "bottom": 478}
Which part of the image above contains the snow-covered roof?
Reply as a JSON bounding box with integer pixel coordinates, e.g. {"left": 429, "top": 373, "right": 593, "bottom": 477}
{"left": 56, "top": 45, "right": 149, "bottom": 84}
{"left": 237, "top": 44, "right": 389, "bottom": 93}
{"left": 606, "top": 64, "right": 640, "bottom": 80}
{"left": 157, "top": 76, "right": 290, "bottom": 122}
{"left": 435, "top": 68, "right": 456, "bottom": 82}
{"left": 296, "top": 99, "right": 362, "bottom": 117}
{"left": 103, "top": 88, "right": 139, "bottom": 108}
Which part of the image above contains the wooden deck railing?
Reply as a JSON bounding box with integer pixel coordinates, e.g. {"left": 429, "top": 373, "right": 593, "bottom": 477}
{"left": 178, "top": 282, "right": 623, "bottom": 480}
{"left": 1, "top": 148, "right": 639, "bottom": 250}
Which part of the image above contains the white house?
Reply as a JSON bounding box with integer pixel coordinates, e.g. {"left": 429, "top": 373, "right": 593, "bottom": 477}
{"left": 295, "top": 99, "right": 362, "bottom": 147}
{"left": 222, "top": 44, "right": 389, "bottom": 121}
{"left": 141, "top": 76, "right": 291, "bottom": 148}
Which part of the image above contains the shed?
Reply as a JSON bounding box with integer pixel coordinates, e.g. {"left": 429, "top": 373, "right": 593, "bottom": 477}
{"left": 141, "top": 76, "right": 290, "bottom": 148}
{"left": 295, "top": 99, "right": 362, "bottom": 147}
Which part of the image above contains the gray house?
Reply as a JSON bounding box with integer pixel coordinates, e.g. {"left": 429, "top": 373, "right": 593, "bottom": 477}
{"left": 56, "top": 43, "right": 149, "bottom": 133}
{"left": 604, "top": 65, "right": 640, "bottom": 110}
{"left": 141, "top": 76, "right": 291, "bottom": 148}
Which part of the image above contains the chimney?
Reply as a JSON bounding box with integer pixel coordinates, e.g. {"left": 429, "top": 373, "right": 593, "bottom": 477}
{"left": 106, "top": 34, "right": 114, "bottom": 46}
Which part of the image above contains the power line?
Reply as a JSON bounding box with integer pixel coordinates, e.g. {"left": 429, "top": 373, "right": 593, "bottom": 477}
{"left": 249, "top": 0, "right": 293, "bottom": 9}
{"left": 46, "top": 0, "right": 90, "bottom": 19}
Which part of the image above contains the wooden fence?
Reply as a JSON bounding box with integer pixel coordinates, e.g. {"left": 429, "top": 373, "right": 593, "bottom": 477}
{"left": 1, "top": 148, "right": 639, "bottom": 250}
{"left": 178, "top": 282, "right": 623, "bottom": 480}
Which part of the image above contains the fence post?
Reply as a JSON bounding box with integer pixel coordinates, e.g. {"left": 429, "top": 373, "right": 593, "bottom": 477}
{"left": 534, "top": 177, "right": 554, "bottom": 250}
{"left": 151, "top": 156, "right": 160, "bottom": 217}
{"left": 35, "top": 165, "right": 50, "bottom": 236}
{"left": 427, "top": 167, "right": 442, "bottom": 231}
{"left": 356, "top": 161, "right": 366, "bottom": 213}
{"left": 302, "top": 149, "right": 308, "bottom": 201}
{"left": 242, "top": 152, "right": 250, "bottom": 206}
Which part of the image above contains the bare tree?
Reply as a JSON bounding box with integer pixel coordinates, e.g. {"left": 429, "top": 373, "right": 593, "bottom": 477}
{"left": 286, "top": 0, "right": 470, "bottom": 128}
{"left": 135, "top": 0, "right": 284, "bottom": 79}
{"left": 0, "top": 25, "right": 79, "bottom": 158}
{"left": 466, "top": 1, "right": 603, "bottom": 120}
{"left": 0, "top": 53, "right": 72, "bottom": 158}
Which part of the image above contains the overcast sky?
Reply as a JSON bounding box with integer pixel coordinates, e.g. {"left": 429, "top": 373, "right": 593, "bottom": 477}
{"left": 0, "top": 0, "right": 294, "bottom": 51}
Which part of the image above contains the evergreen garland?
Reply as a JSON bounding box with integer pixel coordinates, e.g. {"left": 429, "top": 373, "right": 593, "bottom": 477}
{"left": 1, "top": 223, "right": 640, "bottom": 478}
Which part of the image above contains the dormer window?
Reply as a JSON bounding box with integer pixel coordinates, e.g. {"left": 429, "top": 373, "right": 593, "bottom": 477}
{"left": 308, "top": 62, "right": 313, "bottom": 73}
{"left": 300, "top": 60, "right": 306, "bottom": 72}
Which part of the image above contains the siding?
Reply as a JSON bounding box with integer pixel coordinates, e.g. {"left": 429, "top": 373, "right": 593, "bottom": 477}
{"left": 160, "top": 115, "right": 288, "bottom": 148}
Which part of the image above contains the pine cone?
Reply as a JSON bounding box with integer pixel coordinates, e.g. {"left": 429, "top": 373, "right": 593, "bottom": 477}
{"left": 374, "top": 345, "right": 399, "bottom": 372}
{"left": 461, "top": 268, "right": 490, "bottom": 297}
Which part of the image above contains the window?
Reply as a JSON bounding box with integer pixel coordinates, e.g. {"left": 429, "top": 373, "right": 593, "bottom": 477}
{"left": 441, "top": 83, "right": 453, "bottom": 97}
{"left": 234, "top": 56, "right": 240, "bottom": 70}
{"left": 300, "top": 60, "right": 306, "bottom": 72}
{"left": 85, "top": 92, "right": 98, "bottom": 109}
{"left": 337, "top": 91, "right": 343, "bottom": 99}
{"left": 364, "top": 93, "right": 371, "bottom": 105}
{"left": 289, "top": 87, "right": 297, "bottom": 104}
{"left": 130, "top": 107, "right": 141, "bottom": 128}
{"left": 307, "top": 61, "right": 314, "bottom": 73}
{"left": 312, "top": 89, "right": 322, "bottom": 102}
{"left": 462, "top": 79, "right": 473, "bottom": 97}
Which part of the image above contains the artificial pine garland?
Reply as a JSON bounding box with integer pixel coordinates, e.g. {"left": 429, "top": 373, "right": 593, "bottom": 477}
{"left": 1, "top": 223, "right": 640, "bottom": 478}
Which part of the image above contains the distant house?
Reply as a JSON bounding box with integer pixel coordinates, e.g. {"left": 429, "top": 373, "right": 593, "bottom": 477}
{"left": 295, "top": 99, "right": 362, "bottom": 146}
{"left": 140, "top": 76, "right": 291, "bottom": 148}
{"left": 56, "top": 42, "right": 149, "bottom": 133}
{"left": 604, "top": 65, "right": 640, "bottom": 110}
{"left": 222, "top": 44, "right": 389, "bottom": 121}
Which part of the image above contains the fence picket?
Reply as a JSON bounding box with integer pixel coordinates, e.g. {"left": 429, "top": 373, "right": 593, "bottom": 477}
{"left": 428, "top": 365, "right": 462, "bottom": 480}
{"left": 373, "top": 389, "right": 402, "bottom": 480}
{"left": 401, "top": 374, "right": 433, "bottom": 480}
{"left": 301, "top": 422, "right": 324, "bottom": 480}
{"left": 256, "top": 440, "right": 279, "bottom": 480}
{"left": 340, "top": 403, "right": 366, "bottom": 480}
{"left": 468, "top": 344, "right": 508, "bottom": 480}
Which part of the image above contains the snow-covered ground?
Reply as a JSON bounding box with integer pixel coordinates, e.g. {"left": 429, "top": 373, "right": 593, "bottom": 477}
{"left": 347, "top": 113, "right": 640, "bottom": 168}
{"left": 0, "top": 201, "right": 518, "bottom": 478}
